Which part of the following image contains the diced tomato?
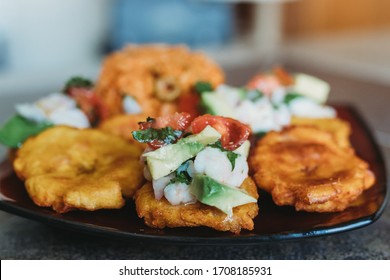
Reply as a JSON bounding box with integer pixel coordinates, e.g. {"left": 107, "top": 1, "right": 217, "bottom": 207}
{"left": 273, "top": 67, "right": 294, "bottom": 86}
{"left": 178, "top": 93, "right": 200, "bottom": 119}
{"left": 247, "top": 67, "right": 294, "bottom": 95}
{"left": 191, "top": 115, "right": 251, "bottom": 150}
{"left": 247, "top": 74, "right": 282, "bottom": 96}
{"left": 139, "top": 112, "right": 193, "bottom": 131}
{"left": 137, "top": 112, "right": 193, "bottom": 150}
{"left": 146, "top": 139, "right": 166, "bottom": 150}
{"left": 67, "top": 87, "right": 110, "bottom": 124}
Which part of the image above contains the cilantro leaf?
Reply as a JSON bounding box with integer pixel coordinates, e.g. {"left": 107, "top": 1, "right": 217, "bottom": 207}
{"left": 254, "top": 131, "right": 267, "bottom": 139}
{"left": 146, "top": 117, "right": 155, "bottom": 122}
{"left": 209, "top": 140, "right": 223, "bottom": 150}
{"left": 194, "top": 81, "right": 213, "bottom": 94}
{"left": 137, "top": 116, "right": 155, "bottom": 127}
{"left": 132, "top": 127, "right": 183, "bottom": 145}
{"left": 226, "top": 152, "right": 239, "bottom": 170}
{"left": 284, "top": 92, "right": 303, "bottom": 104}
{"left": 209, "top": 140, "right": 239, "bottom": 171}
{"left": 170, "top": 161, "right": 192, "bottom": 185}
{"left": 63, "top": 76, "right": 93, "bottom": 92}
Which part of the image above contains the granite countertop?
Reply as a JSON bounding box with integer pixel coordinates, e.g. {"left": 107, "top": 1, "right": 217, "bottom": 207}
{"left": 0, "top": 65, "right": 389, "bottom": 259}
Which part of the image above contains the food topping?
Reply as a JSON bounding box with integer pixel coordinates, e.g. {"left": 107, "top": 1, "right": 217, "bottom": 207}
{"left": 122, "top": 96, "right": 142, "bottom": 114}
{"left": 191, "top": 115, "right": 251, "bottom": 151}
{"left": 63, "top": 76, "right": 94, "bottom": 91}
{"left": 133, "top": 112, "right": 193, "bottom": 149}
{"left": 199, "top": 69, "right": 336, "bottom": 134}
{"left": 64, "top": 76, "right": 109, "bottom": 124}
{"left": 133, "top": 114, "right": 253, "bottom": 216}
{"left": 189, "top": 174, "right": 256, "bottom": 216}
{"left": 208, "top": 141, "right": 239, "bottom": 170}
{"left": 194, "top": 81, "right": 213, "bottom": 94}
{"left": 138, "top": 112, "right": 192, "bottom": 131}
{"left": 0, "top": 115, "right": 53, "bottom": 148}
{"left": 194, "top": 145, "right": 248, "bottom": 188}
{"left": 132, "top": 126, "right": 184, "bottom": 149}
{"left": 16, "top": 92, "right": 90, "bottom": 128}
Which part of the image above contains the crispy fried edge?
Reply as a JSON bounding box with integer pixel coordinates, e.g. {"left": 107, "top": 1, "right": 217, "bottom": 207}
{"left": 135, "top": 177, "right": 259, "bottom": 234}
{"left": 290, "top": 117, "right": 351, "bottom": 148}
{"left": 13, "top": 126, "right": 144, "bottom": 213}
{"left": 250, "top": 126, "right": 375, "bottom": 212}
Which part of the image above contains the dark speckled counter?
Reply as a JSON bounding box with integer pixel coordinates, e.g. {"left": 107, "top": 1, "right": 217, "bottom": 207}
{"left": 0, "top": 65, "right": 389, "bottom": 259}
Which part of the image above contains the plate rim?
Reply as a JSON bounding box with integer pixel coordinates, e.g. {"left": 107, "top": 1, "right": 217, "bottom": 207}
{"left": 0, "top": 198, "right": 384, "bottom": 245}
{"left": 0, "top": 104, "right": 388, "bottom": 245}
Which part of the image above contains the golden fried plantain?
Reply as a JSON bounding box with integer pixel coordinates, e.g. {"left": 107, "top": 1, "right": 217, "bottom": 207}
{"left": 135, "top": 177, "right": 259, "bottom": 234}
{"left": 14, "top": 126, "right": 144, "bottom": 213}
{"left": 291, "top": 117, "right": 351, "bottom": 148}
{"left": 250, "top": 126, "right": 375, "bottom": 212}
{"left": 99, "top": 113, "right": 147, "bottom": 147}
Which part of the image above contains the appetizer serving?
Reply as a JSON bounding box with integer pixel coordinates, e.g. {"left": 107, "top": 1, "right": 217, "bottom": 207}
{"left": 250, "top": 126, "right": 375, "bottom": 212}
{"left": 0, "top": 77, "right": 108, "bottom": 148}
{"left": 13, "top": 126, "right": 144, "bottom": 213}
{"left": 132, "top": 113, "right": 258, "bottom": 233}
{"left": 198, "top": 68, "right": 335, "bottom": 134}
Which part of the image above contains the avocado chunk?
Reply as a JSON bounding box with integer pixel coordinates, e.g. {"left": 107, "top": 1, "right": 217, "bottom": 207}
{"left": 180, "top": 125, "right": 221, "bottom": 146}
{"left": 144, "top": 126, "right": 221, "bottom": 180}
{"left": 233, "top": 140, "right": 250, "bottom": 158}
{"left": 292, "top": 73, "right": 330, "bottom": 104}
{"left": 201, "top": 93, "right": 235, "bottom": 117}
{"left": 190, "top": 174, "right": 257, "bottom": 217}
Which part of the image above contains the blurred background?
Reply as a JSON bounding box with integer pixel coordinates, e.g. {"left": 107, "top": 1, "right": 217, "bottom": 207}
{"left": 0, "top": 0, "right": 389, "bottom": 96}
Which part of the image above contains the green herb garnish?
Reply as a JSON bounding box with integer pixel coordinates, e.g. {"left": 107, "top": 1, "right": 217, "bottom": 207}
{"left": 0, "top": 115, "right": 53, "bottom": 148}
{"left": 63, "top": 76, "right": 93, "bottom": 92}
{"left": 284, "top": 92, "right": 303, "bottom": 104}
{"left": 132, "top": 127, "right": 183, "bottom": 145}
{"left": 194, "top": 81, "right": 213, "bottom": 94}
{"left": 254, "top": 131, "right": 267, "bottom": 139}
{"left": 209, "top": 140, "right": 239, "bottom": 171}
{"left": 137, "top": 116, "right": 155, "bottom": 126}
{"left": 170, "top": 161, "right": 192, "bottom": 185}
{"left": 146, "top": 117, "right": 155, "bottom": 122}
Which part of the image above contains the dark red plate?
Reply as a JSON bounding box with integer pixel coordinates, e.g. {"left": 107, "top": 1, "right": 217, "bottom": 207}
{"left": 0, "top": 105, "right": 387, "bottom": 244}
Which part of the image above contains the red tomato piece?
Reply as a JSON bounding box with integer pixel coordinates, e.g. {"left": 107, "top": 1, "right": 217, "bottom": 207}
{"left": 137, "top": 112, "right": 193, "bottom": 150}
{"left": 147, "top": 140, "right": 166, "bottom": 150}
{"left": 139, "top": 112, "right": 193, "bottom": 131}
{"left": 246, "top": 74, "right": 281, "bottom": 96}
{"left": 178, "top": 93, "right": 200, "bottom": 119}
{"left": 273, "top": 67, "right": 294, "bottom": 86}
{"left": 67, "top": 87, "right": 109, "bottom": 124}
{"left": 191, "top": 115, "right": 251, "bottom": 150}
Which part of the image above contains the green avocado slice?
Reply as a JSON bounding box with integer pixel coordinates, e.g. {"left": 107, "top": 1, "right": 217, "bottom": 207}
{"left": 190, "top": 174, "right": 257, "bottom": 217}
{"left": 144, "top": 126, "right": 221, "bottom": 180}
{"left": 201, "top": 92, "right": 235, "bottom": 117}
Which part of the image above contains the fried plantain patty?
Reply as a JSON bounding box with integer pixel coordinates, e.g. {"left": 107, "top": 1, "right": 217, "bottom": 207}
{"left": 14, "top": 126, "right": 144, "bottom": 213}
{"left": 250, "top": 126, "right": 375, "bottom": 212}
{"left": 135, "top": 177, "right": 259, "bottom": 234}
{"left": 291, "top": 117, "right": 351, "bottom": 148}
